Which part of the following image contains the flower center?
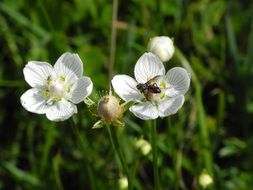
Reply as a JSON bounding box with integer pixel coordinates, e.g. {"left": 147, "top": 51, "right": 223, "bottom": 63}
{"left": 47, "top": 76, "right": 68, "bottom": 100}
{"left": 144, "top": 81, "right": 166, "bottom": 101}
{"left": 49, "top": 82, "right": 65, "bottom": 98}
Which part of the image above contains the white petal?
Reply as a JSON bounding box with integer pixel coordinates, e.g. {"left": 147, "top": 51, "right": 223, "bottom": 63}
{"left": 134, "top": 52, "right": 165, "bottom": 83}
{"left": 67, "top": 77, "right": 93, "bottom": 104}
{"left": 129, "top": 102, "right": 158, "bottom": 120}
{"left": 46, "top": 100, "right": 77, "bottom": 121}
{"left": 158, "top": 95, "right": 185, "bottom": 117}
{"left": 54, "top": 52, "right": 83, "bottom": 82}
{"left": 20, "top": 88, "right": 49, "bottom": 114}
{"left": 165, "top": 67, "right": 190, "bottom": 97}
{"left": 111, "top": 75, "right": 143, "bottom": 102}
{"left": 23, "top": 61, "right": 53, "bottom": 87}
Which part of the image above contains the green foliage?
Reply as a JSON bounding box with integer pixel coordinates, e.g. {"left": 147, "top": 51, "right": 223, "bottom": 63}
{"left": 0, "top": 0, "right": 253, "bottom": 189}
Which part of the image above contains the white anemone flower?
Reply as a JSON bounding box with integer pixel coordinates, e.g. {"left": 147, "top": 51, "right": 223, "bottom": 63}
{"left": 111, "top": 52, "right": 190, "bottom": 120}
{"left": 20, "top": 52, "right": 93, "bottom": 121}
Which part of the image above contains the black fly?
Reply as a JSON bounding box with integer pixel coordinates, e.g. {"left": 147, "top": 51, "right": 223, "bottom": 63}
{"left": 136, "top": 76, "right": 162, "bottom": 94}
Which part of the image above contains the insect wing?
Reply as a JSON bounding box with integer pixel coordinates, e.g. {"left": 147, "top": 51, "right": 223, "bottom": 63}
{"left": 147, "top": 75, "right": 162, "bottom": 85}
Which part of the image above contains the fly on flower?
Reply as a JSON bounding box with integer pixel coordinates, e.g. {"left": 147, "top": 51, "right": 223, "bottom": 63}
{"left": 20, "top": 52, "right": 93, "bottom": 121}
{"left": 111, "top": 52, "right": 190, "bottom": 120}
{"left": 136, "top": 75, "right": 162, "bottom": 97}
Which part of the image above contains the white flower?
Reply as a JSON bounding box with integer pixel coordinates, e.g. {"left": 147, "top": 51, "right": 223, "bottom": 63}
{"left": 111, "top": 52, "right": 190, "bottom": 120}
{"left": 20, "top": 52, "right": 93, "bottom": 121}
{"left": 148, "top": 36, "right": 175, "bottom": 62}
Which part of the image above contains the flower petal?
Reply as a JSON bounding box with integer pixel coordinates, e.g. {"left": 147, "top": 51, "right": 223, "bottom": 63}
{"left": 54, "top": 52, "right": 83, "bottom": 82}
{"left": 158, "top": 95, "right": 185, "bottom": 117}
{"left": 46, "top": 99, "right": 77, "bottom": 121}
{"left": 164, "top": 67, "right": 190, "bottom": 97}
{"left": 129, "top": 102, "right": 158, "bottom": 120}
{"left": 23, "top": 61, "right": 53, "bottom": 87}
{"left": 134, "top": 52, "right": 165, "bottom": 83}
{"left": 112, "top": 75, "right": 143, "bottom": 102}
{"left": 20, "top": 88, "right": 49, "bottom": 114}
{"left": 67, "top": 76, "right": 93, "bottom": 104}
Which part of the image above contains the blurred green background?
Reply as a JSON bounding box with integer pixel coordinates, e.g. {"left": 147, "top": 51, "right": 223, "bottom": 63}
{"left": 0, "top": 0, "right": 253, "bottom": 189}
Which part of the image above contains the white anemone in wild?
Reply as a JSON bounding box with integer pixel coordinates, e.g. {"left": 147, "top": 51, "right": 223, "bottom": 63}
{"left": 111, "top": 52, "right": 190, "bottom": 120}
{"left": 20, "top": 52, "right": 93, "bottom": 121}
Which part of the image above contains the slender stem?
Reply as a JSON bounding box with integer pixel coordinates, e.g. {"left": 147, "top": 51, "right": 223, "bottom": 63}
{"left": 108, "top": 0, "right": 118, "bottom": 82}
{"left": 175, "top": 48, "right": 213, "bottom": 175}
{"left": 53, "top": 154, "right": 64, "bottom": 190}
{"left": 38, "top": 0, "right": 54, "bottom": 32}
{"left": 40, "top": 123, "right": 56, "bottom": 176}
{"left": 107, "top": 126, "right": 132, "bottom": 190}
{"left": 150, "top": 120, "right": 160, "bottom": 190}
{"left": 0, "top": 80, "right": 25, "bottom": 87}
{"left": 70, "top": 119, "right": 96, "bottom": 190}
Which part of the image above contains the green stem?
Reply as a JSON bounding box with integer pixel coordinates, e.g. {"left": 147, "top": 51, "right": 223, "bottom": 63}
{"left": 40, "top": 123, "right": 56, "bottom": 176}
{"left": 150, "top": 120, "right": 160, "bottom": 190}
{"left": 38, "top": 0, "right": 54, "bottom": 32}
{"left": 0, "top": 80, "right": 25, "bottom": 87}
{"left": 108, "top": 0, "right": 118, "bottom": 82}
{"left": 107, "top": 126, "right": 132, "bottom": 190}
{"left": 70, "top": 119, "right": 96, "bottom": 190}
{"left": 175, "top": 48, "right": 213, "bottom": 175}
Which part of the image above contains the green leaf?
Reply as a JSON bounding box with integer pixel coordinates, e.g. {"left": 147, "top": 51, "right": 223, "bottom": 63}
{"left": 1, "top": 161, "right": 41, "bottom": 187}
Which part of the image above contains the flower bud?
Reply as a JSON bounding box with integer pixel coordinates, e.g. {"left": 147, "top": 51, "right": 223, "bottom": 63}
{"left": 97, "top": 95, "right": 123, "bottom": 122}
{"left": 135, "top": 139, "right": 151, "bottom": 155}
{"left": 118, "top": 176, "right": 128, "bottom": 190}
{"left": 198, "top": 171, "right": 213, "bottom": 189}
{"left": 148, "top": 36, "right": 175, "bottom": 62}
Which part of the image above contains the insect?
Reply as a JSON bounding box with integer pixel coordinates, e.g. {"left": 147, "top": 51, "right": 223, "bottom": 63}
{"left": 136, "top": 75, "right": 162, "bottom": 94}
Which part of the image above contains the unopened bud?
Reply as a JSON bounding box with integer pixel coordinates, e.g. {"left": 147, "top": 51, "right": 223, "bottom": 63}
{"left": 97, "top": 95, "right": 123, "bottom": 122}
{"left": 198, "top": 171, "right": 213, "bottom": 189}
{"left": 118, "top": 176, "right": 128, "bottom": 190}
{"left": 148, "top": 36, "right": 175, "bottom": 62}
{"left": 135, "top": 139, "right": 151, "bottom": 155}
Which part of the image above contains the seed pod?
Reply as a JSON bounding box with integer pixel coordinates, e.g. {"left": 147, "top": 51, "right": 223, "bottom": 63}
{"left": 97, "top": 95, "right": 123, "bottom": 122}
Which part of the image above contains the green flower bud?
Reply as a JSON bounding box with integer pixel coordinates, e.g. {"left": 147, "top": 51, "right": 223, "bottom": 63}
{"left": 198, "top": 171, "right": 213, "bottom": 189}
{"left": 97, "top": 95, "right": 123, "bottom": 122}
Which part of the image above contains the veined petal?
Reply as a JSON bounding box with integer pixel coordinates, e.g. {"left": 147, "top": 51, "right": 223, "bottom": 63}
{"left": 134, "top": 52, "right": 165, "bottom": 83}
{"left": 46, "top": 100, "right": 77, "bottom": 121}
{"left": 158, "top": 95, "right": 185, "bottom": 117}
{"left": 129, "top": 102, "right": 158, "bottom": 120}
{"left": 67, "top": 76, "right": 93, "bottom": 104}
{"left": 20, "top": 88, "right": 49, "bottom": 114}
{"left": 112, "top": 75, "right": 143, "bottom": 102}
{"left": 23, "top": 61, "right": 53, "bottom": 87}
{"left": 165, "top": 67, "right": 190, "bottom": 97}
{"left": 54, "top": 52, "right": 83, "bottom": 82}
